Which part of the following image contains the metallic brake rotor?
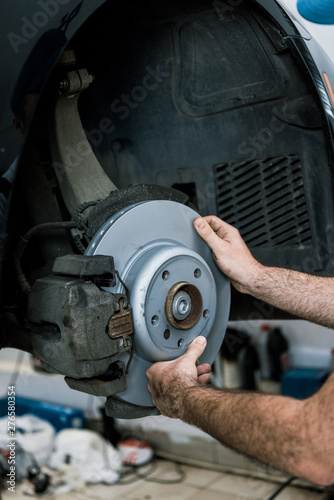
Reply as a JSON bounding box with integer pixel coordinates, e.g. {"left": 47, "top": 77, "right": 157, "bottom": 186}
{"left": 86, "top": 200, "right": 230, "bottom": 406}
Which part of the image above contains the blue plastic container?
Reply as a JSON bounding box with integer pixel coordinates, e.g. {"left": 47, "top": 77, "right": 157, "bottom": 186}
{"left": 0, "top": 396, "right": 85, "bottom": 431}
{"left": 281, "top": 368, "right": 328, "bottom": 400}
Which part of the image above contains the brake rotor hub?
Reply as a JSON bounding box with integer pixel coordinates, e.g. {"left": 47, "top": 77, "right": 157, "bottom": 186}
{"left": 165, "top": 282, "right": 202, "bottom": 329}
{"left": 86, "top": 200, "right": 230, "bottom": 406}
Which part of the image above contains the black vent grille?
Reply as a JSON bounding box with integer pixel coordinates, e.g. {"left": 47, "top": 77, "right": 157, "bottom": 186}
{"left": 214, "top": 155, "right": 312, "bottom": 247}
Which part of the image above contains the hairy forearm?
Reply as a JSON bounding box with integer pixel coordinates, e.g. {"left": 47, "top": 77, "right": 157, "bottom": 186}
{"left": 147, "top": 340, "right": 334, "bottom": 485}
{"left": 245, "top": 265, "right": 334, "bottom": 328}
{"left": 194, "top": 216, "right": 334, "bottom": 327}
{"left": 181, "top": 385, "right": 330, "bottom": 483}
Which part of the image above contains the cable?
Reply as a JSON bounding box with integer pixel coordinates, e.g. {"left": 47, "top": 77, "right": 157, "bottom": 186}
{"left": 266, "top": 477, "right": 296, "bottom": 500}
{"left": 137, "top": 461, "right": 186, "bottom": 484}
{"left": 72, "top": 200, "right": 101, "bottom": 231}
{"left": 118, "top": 461, "right": 157, "bottom": 485}
{"left": 14, "top": 200, "right": 101, "bottom": 293}
{"left": 118, "top": 461, "right": 158, "bottom": 485}
{"left": 72, "top": 232, "right": 87, "bottom": 254}
{"left": 15, "top": 444, "right": 50, "bottom": 494}
{"left": 14, "top": 220, "right": 77, "bottom": 295}
{"left": 118, "top": 459, "right": 186, "bottom": 486}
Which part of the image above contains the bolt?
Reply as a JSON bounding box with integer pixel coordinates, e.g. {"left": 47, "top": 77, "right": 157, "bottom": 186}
{"left": 172, "top": 291, "right": 191, "bottom": 321}
{"left": 178, "top": 338, "right": 185, "bottom": 348}
{"left": 203, "top": 309, "right": 209, "bottom": 318}
{"left": 58, "top": 79, "right": 69, "bottom": 91}
{"left": 178, "top": 299, "right": 189, "bottom": 315}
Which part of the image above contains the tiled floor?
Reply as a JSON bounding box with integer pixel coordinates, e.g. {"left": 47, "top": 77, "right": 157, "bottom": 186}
{"left": 2, "top": 459, "right": 327, "bottom": 500}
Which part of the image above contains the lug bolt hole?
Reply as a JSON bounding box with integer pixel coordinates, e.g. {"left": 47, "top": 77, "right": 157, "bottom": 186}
{"left": 164, "top": 329, "right": 170, "bottom": 339}
{"left": 178, "top": 338, "right": 185, "bottom": 348}
{"left": 151, "top": 315, "right": 159, "bottom": 326}
{"left": 162, "top": 270, "right": 170, "bottom": 281}
{"left": 203, "top": 309, "right": 209, "bottom": 319}
{"left": 194, "top": 268, "right": 201, "bottom": 279}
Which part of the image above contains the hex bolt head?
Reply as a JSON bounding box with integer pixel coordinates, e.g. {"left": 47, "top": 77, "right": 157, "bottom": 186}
{"left": 172, "top": 291, "right": 191, "bottom": 320}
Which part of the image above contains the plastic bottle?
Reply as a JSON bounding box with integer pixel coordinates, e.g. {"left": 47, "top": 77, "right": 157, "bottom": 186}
{"left": 220, "top": 328, "right": 248, "bottom": 389}
{"left": 239, "top": 342, "right": 260, "bottom": 391}
{"left": 255, "top": 324, "right": 271, "bottom": 380}
{"left": 267, "top": 327, "right": 289, "bottom": 381}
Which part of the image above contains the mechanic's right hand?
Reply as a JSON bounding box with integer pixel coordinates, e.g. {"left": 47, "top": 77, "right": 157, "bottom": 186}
{"left": 193, "top": 216, "right": 262, "bottom": 293}
{"left": 146, "top": 336, "right": 210, "bottom": 419}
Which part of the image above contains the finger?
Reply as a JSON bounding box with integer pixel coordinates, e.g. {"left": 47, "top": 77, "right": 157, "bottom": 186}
{"left": 193, "top": 217, "right": 229, "bottom": 252}
{"left": 146, "top": 365, "right": 157, "bottom": 381}
{"left": 198, "top": 373, "right": 211, "bottom": 385}
{"left": 202, "top": 215, "right": 233, "bottom": 231}
{"left": 183, "top": 336, "right": 207, "bottom": 364}
{"left": 146, "top": 361, "right": 163, "bottom": 380}
{"left": 197, "top": 363, "right": 212, "bottom": 376}
{"left": 202, "top": 216, "right": 239, "bottom": 243}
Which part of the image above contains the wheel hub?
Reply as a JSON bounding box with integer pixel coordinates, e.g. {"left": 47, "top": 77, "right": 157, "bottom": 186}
{"left": 165, "top": 282, "right": 202, "bottom": 329}
{"left": 86, "top": 200, "right": 230, "bottom": 406}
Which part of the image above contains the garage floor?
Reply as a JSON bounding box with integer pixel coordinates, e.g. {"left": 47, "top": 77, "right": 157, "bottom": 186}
{"left": 2, "top": 458, "right": 327, "bottom": 500}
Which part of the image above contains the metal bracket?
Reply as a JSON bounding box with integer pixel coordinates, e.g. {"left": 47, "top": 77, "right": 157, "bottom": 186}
{"left": 52, "top": 254, "right": 116, "bottom": 287}
{"left": 105, "top": 396, "right": 160, "bottom": 419}
{"left": 65, "top": 361, "right": 127, "bottom": 397}
{"left": 49, "top": 65, "right": 118, "bottom": 217}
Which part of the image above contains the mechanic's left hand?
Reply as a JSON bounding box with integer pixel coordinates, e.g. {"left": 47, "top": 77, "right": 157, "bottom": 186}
{"left": 146, "top": 336, "right": 211, "bottom": 419}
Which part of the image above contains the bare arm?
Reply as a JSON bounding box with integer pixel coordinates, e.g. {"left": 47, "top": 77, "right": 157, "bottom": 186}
{"left": 147, "top": 217, "right": 334, "bottom": 486}
{"left": 248, "top": 266, "right": 334, "bottom": 327}
{"left": 147, "top": 337, "right": 334, "bottom": 486}
{"left": 194, "top": 216, "right": 334, "bottom": 328}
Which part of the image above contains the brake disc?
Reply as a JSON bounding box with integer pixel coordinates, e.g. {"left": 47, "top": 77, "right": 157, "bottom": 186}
{"left": 86, "top": 200, "right": 230, "bottom": 406}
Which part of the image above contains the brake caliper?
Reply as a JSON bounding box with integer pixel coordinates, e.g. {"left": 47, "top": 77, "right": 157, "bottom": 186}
{"left": 28, "top": 254, "right": 133, "bottom": 398}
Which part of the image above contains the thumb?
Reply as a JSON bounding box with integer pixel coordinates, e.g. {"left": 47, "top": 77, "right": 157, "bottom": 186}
{"left": 194, "top": 217, "right": 221, "bottom": 252}
{"left": 183, "top": 336, "right": 207, "bottom": 364}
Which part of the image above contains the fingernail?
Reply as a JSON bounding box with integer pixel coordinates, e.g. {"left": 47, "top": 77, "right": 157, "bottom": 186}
{"left": 195, "top": 336, "right": 206, "bottom": 345}
{"left": 195, "top": 217, "right": 205, "bottom": 229}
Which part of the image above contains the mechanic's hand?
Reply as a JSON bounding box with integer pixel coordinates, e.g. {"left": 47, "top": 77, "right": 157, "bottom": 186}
{"left": 146, "top": 336, "right": 211, "bottom": 419}
{"left": 194, "top": 216, "right": 262, "bottom": 293}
